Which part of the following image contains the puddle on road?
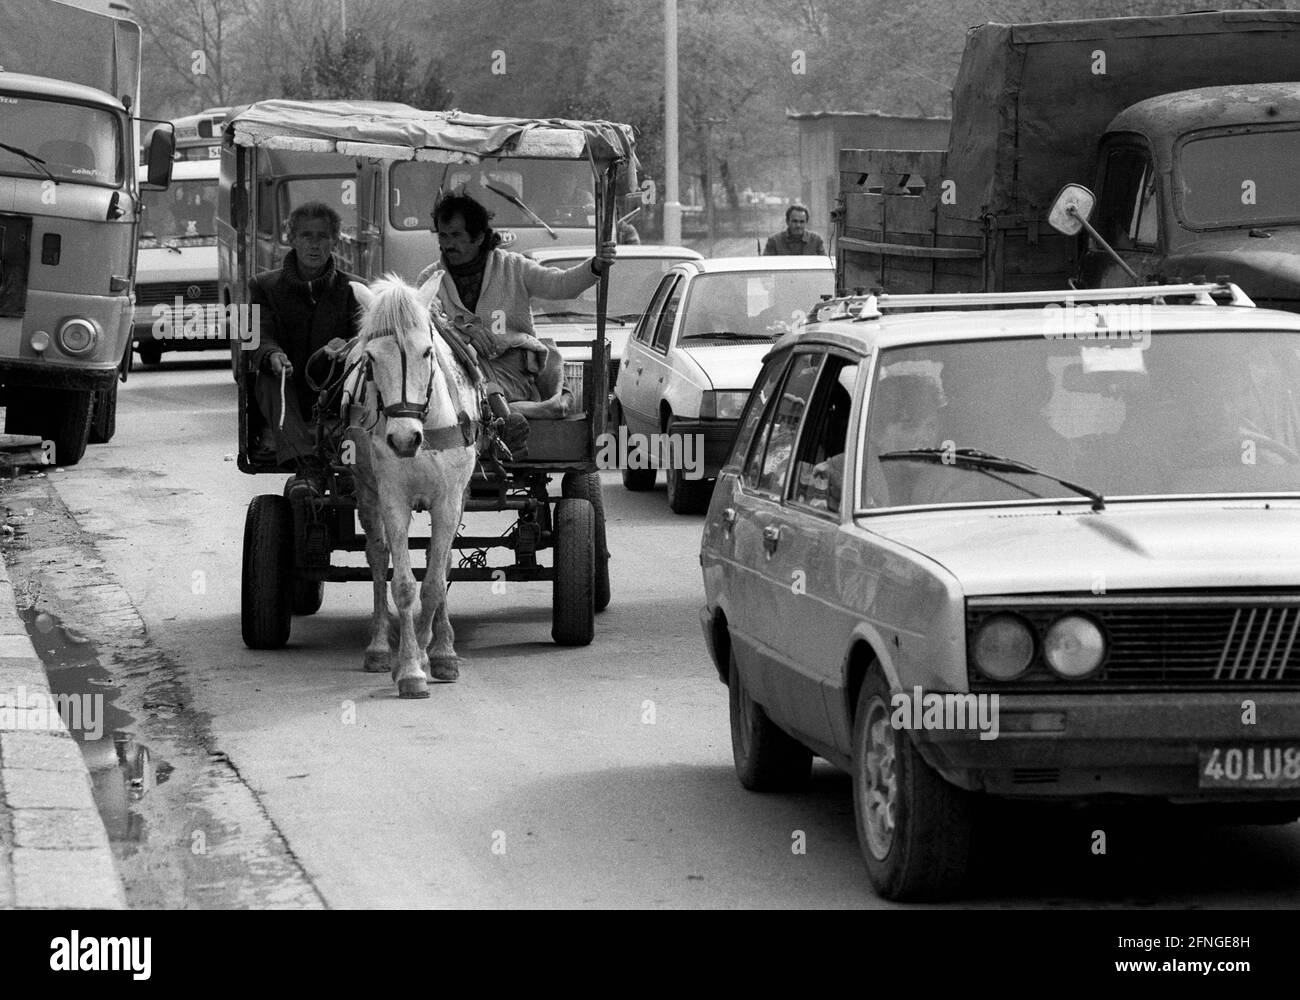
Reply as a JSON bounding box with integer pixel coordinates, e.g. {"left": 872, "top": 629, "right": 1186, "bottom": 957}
{"left": 18, "top": 606, "right": 169, "bottom": 848}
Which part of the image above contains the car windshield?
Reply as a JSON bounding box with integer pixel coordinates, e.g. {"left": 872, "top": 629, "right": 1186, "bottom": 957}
{"left": 140, "top": 178, "right": 218, "bottom": 247}
{"left": 0, "top": 94, "right": 121, "bottom": 186}
{"left": 1178, "top": 129, "right": 1300, "bottom": 228}
{"left": 389, "top": 158, "right": 595, "bottom": 231}
{"left": 860, "top": 330, "right": 1300, "bottom": 509}
{"left": 679, "top": 269, "right": 833, "bottom": 341}
{"left": 533, "top": 256, "right": 693, "bottom": 321}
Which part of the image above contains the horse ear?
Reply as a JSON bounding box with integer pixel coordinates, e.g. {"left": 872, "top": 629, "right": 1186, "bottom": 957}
{"left": 350, "top": 281, "right": 375, "bottom": 308}
{"left": 415, "top": 274, "right": 442, "bottom": 311}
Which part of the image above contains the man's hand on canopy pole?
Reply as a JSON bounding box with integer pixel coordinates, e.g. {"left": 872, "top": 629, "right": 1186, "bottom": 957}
{"left": 590, "top": 240, "right": 617, "bottom": 276}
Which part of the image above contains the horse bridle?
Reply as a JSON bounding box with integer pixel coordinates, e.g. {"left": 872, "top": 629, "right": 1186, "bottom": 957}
{"left": 363, "top": 328, "right": 436, "bottom": 422}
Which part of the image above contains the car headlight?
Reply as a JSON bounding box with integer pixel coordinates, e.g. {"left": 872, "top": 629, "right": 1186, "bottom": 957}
{"left": 972, "top": 613, "right": 1035, "bottom": 680}
{"left": 1043, "top": 614, "right": 1106, "bottom": 678}
{"left": 699, "top": 390, "right": 749, "bottom": 420}
{"left": 57, "top": 318, "right": 98, "bottom": 356}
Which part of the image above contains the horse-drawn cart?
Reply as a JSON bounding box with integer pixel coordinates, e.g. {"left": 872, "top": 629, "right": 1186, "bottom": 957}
{"left": 221, "top": 103, "right": 637, "bottom": 657}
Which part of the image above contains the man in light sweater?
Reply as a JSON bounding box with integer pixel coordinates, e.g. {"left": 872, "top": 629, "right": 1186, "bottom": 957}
{"left": 420, "top": 192, "right": 615, "bottom": 419}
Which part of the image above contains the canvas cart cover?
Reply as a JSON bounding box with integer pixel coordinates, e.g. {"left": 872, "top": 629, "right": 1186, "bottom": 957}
{"left": 226, "top": 101, "right": 637, "bottom": 177}
{"left": 0, "top": 0, "right": 141, "bottom": 107}
{"left": 946, "top": 10, "right": 1300, "bottom": 224}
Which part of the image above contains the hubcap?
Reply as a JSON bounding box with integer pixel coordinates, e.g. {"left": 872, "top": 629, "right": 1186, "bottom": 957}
{"left": 860, "top": 696, "right": 898, "bottom": 860}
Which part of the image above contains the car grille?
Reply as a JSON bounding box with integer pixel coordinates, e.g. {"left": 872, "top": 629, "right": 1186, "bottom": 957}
{"left": 967, "top": 597, "right": 1300, "bottom": 687}
{"left": 135, "top": 281, "right": 218, "bottom": 306}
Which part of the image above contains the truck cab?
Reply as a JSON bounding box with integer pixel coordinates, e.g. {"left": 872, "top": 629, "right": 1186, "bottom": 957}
{"left": 1080, "top": 82, "right": 1300, "bottom": 312}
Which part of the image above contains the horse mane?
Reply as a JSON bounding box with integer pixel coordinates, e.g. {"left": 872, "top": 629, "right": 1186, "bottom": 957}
{"left": 357, "top": 273, "right": 430, "bottom": 346}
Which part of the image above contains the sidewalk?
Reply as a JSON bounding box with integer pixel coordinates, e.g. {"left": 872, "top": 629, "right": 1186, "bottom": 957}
{"left": 0, "top": 548, "right": 126, "bottom": 909}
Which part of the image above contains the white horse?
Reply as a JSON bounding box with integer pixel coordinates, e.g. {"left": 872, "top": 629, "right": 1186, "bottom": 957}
{"left": 344, "top": 275, "right": 479, "bottom": 698}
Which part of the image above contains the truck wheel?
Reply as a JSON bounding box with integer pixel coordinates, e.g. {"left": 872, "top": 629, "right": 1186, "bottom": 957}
{"left": 551, "top": 498, "right": 594, "bottom": 646}
{"left": 852, "top": 667, "right": 974, "bottom": 901}
{"left": 6, "top": 388, "right": 92, "bottom": 467}
{"left": 89, "top": 382, "right": 118, "bottom": 444}
{"left": 138, "top": 343, "right": 162, "bottom": 367}
{"left": 242, "top": 495, "right": 294, "bottom": 648}
{"left": 561, "top": 471, "right": 610, "bottom": 612}
{"left": 729, "top": 647, "right": 812, "bottom": 791}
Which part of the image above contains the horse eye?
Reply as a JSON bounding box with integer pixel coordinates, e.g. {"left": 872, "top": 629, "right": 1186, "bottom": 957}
{"left": 424, "top": 347, "right": 433, "bottom": 358}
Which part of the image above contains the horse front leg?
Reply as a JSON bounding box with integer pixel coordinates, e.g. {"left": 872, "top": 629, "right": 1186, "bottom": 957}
{"left": 425, "top": 454, "right": 474, "bottom": 682}
{"left": 381, "top": 497, "right": 429, "bottom": 699}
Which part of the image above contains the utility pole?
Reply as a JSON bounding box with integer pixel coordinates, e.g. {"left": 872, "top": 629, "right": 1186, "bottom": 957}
{"left": 341, "top": 0, "right": 347, "bottom": 32}
{"left": 701, "top": 116, "right": 723, "bottom": 255}
{"left": 663, "top": 0, "right": 681, "bottom": 245}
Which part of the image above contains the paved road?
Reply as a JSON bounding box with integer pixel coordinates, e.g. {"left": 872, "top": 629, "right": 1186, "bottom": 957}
{"left": 7, "top": 352, "right": 1300, "bottom": 908}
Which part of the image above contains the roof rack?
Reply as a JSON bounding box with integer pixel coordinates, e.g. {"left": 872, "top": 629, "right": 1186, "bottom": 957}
{"left": 811, "top": 282, "right": 1256, "bottom": 323}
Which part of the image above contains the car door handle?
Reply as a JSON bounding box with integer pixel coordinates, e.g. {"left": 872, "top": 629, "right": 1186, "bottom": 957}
{"left": 762, "top": 524, "right": 780, "bottom": 552}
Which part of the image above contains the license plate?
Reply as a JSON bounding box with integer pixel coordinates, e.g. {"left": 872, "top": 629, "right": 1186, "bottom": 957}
{"left": 1198, "top": 744, "right": 1300, "bottom": 788}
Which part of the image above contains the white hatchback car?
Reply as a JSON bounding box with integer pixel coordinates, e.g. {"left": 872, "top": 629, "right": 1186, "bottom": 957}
{"left": 612, "top": 256, "right": 835, "bottom": 513}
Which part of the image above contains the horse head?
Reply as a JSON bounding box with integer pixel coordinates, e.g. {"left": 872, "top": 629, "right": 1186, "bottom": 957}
{"left": 350, "top": 275, "right": 461, "bottom": 458}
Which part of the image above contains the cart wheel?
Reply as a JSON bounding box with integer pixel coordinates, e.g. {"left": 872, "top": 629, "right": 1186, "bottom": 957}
{"left": 561, "top": 471, "right": 610, "bottom": 612}
{"left": 292, "top": 579, "right": 324, "bottom": 616}
{"left": 242, "top": 494, "right": 293, "bottom": 648}
{"left": 552, "top": 498, "right": 595, "bottom": 646}
{"left": 89, "top": 381, "right": 117, "bottom": 444}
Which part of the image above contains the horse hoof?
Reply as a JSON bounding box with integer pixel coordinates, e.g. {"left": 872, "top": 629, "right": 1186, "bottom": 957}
{"left": 363, "top": 650, "right": 390, "bottom": 673}
{"left": 397, "top": 675, "right": 430, "bottom": 699}
{"left": 428, "top": 656, "right": 460, "bottom": 683}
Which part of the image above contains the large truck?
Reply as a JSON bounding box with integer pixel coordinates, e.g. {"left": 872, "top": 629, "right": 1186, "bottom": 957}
{"left": 836, "top": 11, "right": 1300, "bottom": 310}
{"left": 0, "top": 0, "right": 173, "bottom": 464}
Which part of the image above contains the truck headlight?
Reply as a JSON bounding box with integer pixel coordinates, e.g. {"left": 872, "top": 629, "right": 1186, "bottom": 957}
{"left": 1044, "top": 614, "right": 1106, "bottom": 678}
{"left": 972, "top": 613, "right": 1034, "bottom": 680}
{"left": 699, "top": 390, "right": 749, "bottom": 420}
{"left": 57, "top": 318, "right": 98, "bottom": 356}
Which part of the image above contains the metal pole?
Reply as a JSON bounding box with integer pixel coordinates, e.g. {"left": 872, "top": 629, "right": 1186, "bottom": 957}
{"left": 341, "top": 0, "right": 347, "bottom": 32}
{"left": 663, "top": 0, "right": 681, "bottom": 245}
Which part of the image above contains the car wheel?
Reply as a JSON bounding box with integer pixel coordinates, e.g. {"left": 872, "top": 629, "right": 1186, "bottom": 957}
{"left": 852, "top": 667, "right": 974, "bottom": 901}
{"left": 618, "top": 406, "right": 655, "bottom": 491}
{"left": 728, "top": 647, "right": 812, "bottom": 791}
{"left": 138, "top": 342, "right": 163, "bottom": 367}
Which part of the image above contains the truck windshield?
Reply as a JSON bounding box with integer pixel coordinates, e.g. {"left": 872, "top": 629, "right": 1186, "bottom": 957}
{"left": 862, "top": 331, "right": 1300, "bottom": 509}
{"left": 1177, "top": 129, "right": 1300, "bottom": 228}
{"left": 390, "top": 159, "right": 594, "bottom": 231}
{"left": 140, "top": 178, "right": 217, "bottom": 247}
{"left": 0, "top": 93, "right": 121, "bottom": 186}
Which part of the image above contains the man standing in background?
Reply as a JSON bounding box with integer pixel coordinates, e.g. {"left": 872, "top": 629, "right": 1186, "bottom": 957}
{"left": 763, "top": 203, "right": 826, "bottom": 256}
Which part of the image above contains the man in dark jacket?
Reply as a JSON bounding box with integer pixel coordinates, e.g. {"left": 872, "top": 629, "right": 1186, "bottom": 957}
{"left": 762, "top": 203, "right": 826, "bottom": 256}
{"left": 249, "top": 202, "right": 362, "bottom": 494}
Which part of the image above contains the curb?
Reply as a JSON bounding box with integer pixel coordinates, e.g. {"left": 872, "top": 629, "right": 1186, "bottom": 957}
{"left": 0, "top": 548, "right": 127, "bottom": 909}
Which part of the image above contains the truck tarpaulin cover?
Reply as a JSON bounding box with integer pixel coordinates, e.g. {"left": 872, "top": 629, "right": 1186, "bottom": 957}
{"left": 0, "top": 0, "right": 141, "bottom": 106}
{"left": 227, "top": 101, "right": 638, "bottom": 177}
{"left": 946, "top": 10, "right": 1300, "bottom": 224}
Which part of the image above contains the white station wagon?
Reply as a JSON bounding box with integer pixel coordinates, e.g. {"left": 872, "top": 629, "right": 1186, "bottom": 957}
{"left": 699, "top": 283, "right": 1300, "bottom": 901}
{"left": 613, "top": 256, "right": 834, "bottom": 512}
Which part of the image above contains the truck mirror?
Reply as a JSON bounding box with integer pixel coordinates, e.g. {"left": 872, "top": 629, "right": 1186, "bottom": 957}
{"left": 143, "top": 127, "right": 176, "bottom": 190}
{"left": 1048, "top": 184, "right": 1096, "bottom": 237}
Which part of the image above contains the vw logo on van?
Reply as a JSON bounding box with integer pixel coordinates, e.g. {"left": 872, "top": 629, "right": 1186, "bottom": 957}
{"left": 186, "top": 284, "right": 201, "bottom": 299}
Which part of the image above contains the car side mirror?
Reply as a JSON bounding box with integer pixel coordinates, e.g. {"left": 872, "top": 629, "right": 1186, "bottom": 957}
{"left": 1048, "top": 184, "right": 1097, "bottom": 237}
{"left": 142, "top": 126, "right": 176, "bottom": 190}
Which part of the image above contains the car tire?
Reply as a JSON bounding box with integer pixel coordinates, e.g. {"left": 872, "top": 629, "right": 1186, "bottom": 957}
{"left": 618, "top": 407, "right": 656, "bottom": 491}
{"left": 728, "top": 647, "right": 812, "bottom": 791}
{"left": 138, "top": 342, "right": 163, "bottom": 367}
{"left": 664, "top": 418, "right": 712, "bottom": 514}
{"left": 852, "top": 667, "right": 974, "bottom": 901}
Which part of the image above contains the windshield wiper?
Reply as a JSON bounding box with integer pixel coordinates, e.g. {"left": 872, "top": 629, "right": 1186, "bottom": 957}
{"left": 681, "top": 330, "right": 773, "bottom": 341}
{"left": 484, "top": 182, "right": 558, "bottom": 240}
{"left": 878, "top": 446, "right": 1105, "bottom": 511}
{"left": 0, "top": 141, "right": 57, "bottom": 184}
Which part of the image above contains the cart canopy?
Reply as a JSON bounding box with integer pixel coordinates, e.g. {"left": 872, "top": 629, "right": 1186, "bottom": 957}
{"left": 225, "top": 100, "right": 637, "bottom": 176}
